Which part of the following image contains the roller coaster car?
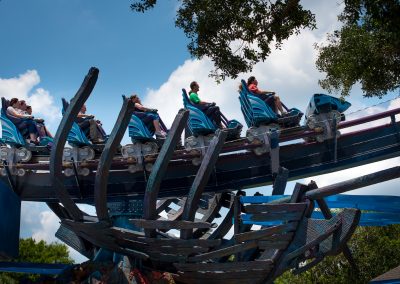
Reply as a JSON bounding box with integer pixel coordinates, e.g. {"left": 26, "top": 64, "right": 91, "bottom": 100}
{"left": 181, "top": 89, "right": 242, "bottom": 139}
{"left": 120, "top": 96, "right": 166, "bottom": 173}
{"left": 0, "top": 98, "right": 52, "bottom": 167}
{"left": 305, "top": 93, "right": 351, "bottom": 122}
{"left": 304, "top": 94, "right": 351, "bottom": 142}
{"left": 61, "top": 98, "right": 107, "bottom": 150}
{"left": 61, "top": 98, "right": 104, "bottom": 176}
{"left": 239, "top": 80, "right": 303, "bottom": 129}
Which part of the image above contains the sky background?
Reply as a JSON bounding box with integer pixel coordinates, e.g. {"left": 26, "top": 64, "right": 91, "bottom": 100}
{"left": 0, "top": 0, "right": 399, "bottom": 263}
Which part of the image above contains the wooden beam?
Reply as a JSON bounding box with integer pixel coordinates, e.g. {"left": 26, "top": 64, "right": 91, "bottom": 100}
{"left": 49, "top": 67, "right": 99, "bottom": 221}
{"left": 129, "top": 219, "right": 214, "bottom": 230}
{"left": 234, "top": 223, "right": 298, "bottom": 243}
{"left": 187, "top": 241, "right": 258, "bottom": 262}
{"left": 181, "top": 130, "right": 228, "bottom": 239}
{"left": 174, "top": 260, "right": 272, "bottom": 272}
{"left": 94, "top": 97, "right": 135, "bottom": 221}
{"left": 143, "top": 109, "right": 189, "bottom": 237}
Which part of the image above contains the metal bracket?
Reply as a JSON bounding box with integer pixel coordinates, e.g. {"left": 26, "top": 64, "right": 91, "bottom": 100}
{"left": 122, "top": 141, "right": 158, "bottom": 173}
{"left": 184, "top": 134, "right": 215, "bottom": 166}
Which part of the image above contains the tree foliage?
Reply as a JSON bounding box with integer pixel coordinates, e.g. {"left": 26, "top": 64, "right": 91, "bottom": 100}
{"left": 131, "top": 0, "right": 315, "bottom": 81}
{"left": 276, "top": 225, "right": 400, "bottom": 284}
{"left": 131, "top": 0, "right": 399, "bottom": 98}
{"left": 0, "top": 238, "right": 73, "bottom": 283}
{"left": 316, "top": 0, "right": 400, "bottom": 98}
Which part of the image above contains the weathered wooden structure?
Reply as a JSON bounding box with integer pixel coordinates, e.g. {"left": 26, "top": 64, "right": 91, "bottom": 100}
{"left": 0, "top": 67, "right": 399, "bottom": 283}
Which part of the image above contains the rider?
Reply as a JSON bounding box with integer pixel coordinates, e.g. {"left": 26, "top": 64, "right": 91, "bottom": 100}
{"left": 189, "top": 81, "right": 223, "bottom": 127}
{"left": 6, "top": 98, "right": 39, "bottom": 144}
{"left": 25, "top": 105, "right": 53, "bottom": 138}
{"left": 129, "top": 94, "right": 166, "bottom": 139}
{"left": 76, "top": 104, "right": 107, "bottom": 143}
{"left": 247, "top": 76, "right": 286, "bottom": 116}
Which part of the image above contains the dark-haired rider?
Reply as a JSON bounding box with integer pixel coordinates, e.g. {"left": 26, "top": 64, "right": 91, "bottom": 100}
{"left": 189, "top": 81, "right": 224, "bottom": 128}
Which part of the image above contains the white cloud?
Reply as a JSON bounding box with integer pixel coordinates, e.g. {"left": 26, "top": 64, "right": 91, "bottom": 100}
{"left": 32, "top": 210, "right": 60, "bottom": 243}
{"left": 0, "top": 70, "right": 61, "bottom": 132}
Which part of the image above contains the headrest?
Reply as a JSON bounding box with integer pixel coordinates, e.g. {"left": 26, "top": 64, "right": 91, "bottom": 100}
{"left": 240, "top": 79, "right": 249, "bottom": 93}
{"left": 61, "top": 98, "right": 69, "bottom": 112}
{"left": 182, "top": 88, "right": 190, "bottom": 103}
{"left": 1, "top": 97, "right": 9, "bottom": 110}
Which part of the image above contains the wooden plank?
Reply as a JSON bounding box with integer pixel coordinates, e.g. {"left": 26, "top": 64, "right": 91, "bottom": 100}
{"left": 193, "top": 194, "right": 223, "bottom": 238}
{"left": 174, "top": 260, "right": 273, "bottom": 272}
{"left": 235, "top": 222, "right": 297, "bottom": 243}
{"left": 258, "top": 241, "right": 290, "bottom": 250}
{"left": 49, "top": 68, "right": 99, "bottom": 221}
{"left": 187, "top": 241, "right": 258, "bottom": 262}
{"left": 108, "top": 226, "right": 145, "bottom": 239}
{"left": 143, "top": 109, "right": 189, "bottom": 237}
{"left": 109, "top": 227, "right": 221, "bottom": 247}
{"left": 117, "top": 237, "right": 208, "bottom": 255}
{"left": 136, "top": 237, "right": 220, "bottom": 248}
{"left": 244, "top": 203, "right": 307, "bottom": 214}
{"left": 147, "top": 252, "right": 187, "bottom": 262}
{"left": 260, "top": 232, "right": 294, "bottom": 241}
{"left": 206, "top": 194, "right": 235, "bottom": 240}
{"left": 94, "top": 97, "right": 135, "bottom": 220}
{"left": 130, "top": 219, "right": 214, "bottom": 229}
{"left": 166, "top": 198, "right": 186, "bottom": 221}
{"left": 115, "top": 238, "right": 149, "bottom": 252}
{"left": 156, "top": 198, "right": 177, "bottom": 215}
{"left": 181, "top": 130, "right": 228, "bottom": 239}
{"left": 46, "top": 202, "right": 71, "bottom": 220}
{"left": 61, "top": 220, "right": 150, "bottom": 260}
{"left": 150, "top": 246, "right": 209, "bottom": 255}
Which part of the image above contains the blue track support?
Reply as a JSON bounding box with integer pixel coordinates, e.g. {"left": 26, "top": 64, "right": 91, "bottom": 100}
{"left": 0, "top": 262, "right": 71, "bottom": 275}
{"left": 0, "top": 181, "right": 20, "bottom": 259}
{"left": 240, "top": 194, "right": 400, "bottom": 227}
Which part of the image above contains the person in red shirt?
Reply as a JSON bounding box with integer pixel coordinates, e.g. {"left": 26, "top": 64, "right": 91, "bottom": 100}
{"left": 247, "top": 76, "right": 285, "bottom": 116}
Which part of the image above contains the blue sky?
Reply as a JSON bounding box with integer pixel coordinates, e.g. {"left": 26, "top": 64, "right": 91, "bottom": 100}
{"left": 0, "top": 0, "right": 189, "bottom": 133}
{"left": 0, "top": 1, "right": 399, "bottom": 262}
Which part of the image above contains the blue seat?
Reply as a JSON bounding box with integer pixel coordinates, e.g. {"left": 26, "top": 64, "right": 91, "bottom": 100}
{"left": 239, "top": 80, "right": 303, "bottom": 128}
{"left": 0, "top": 98, "right": 26, "bottom": 146}
{"left": 182, "top": 89, "right": 217, "bottom": 136}
{"left": 238, "top": 80, "right": 279, "bottom": 128}
{"left": 123, "top": 95, "right": 155, "bottom": 142}
{"left": 305, "top": 93, "right": 351, "bottom": 120}
{"left": 61, "top": 98, "right": 91, "bottom": 147}
{"left": 128, "top": 114, "right": 155, "bottom": 142}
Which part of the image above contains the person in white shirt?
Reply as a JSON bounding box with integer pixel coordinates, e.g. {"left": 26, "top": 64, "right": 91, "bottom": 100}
{"left": 6, "top": 98, "right": 39, "bottom": 144}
